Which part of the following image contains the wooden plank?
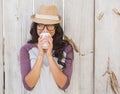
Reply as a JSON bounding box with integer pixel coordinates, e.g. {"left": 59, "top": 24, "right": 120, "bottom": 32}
{"left": 0, "top": 0, "right": 3, "bottom": 94}
{"left": 95, "top": 0, "right": 120, "bottom": 94}
{"left": 4, "top": 0, "right": 32, "bottom": 94}
{"left": 4, "top": 0, "right": 62, "bottom": 94}
{"left": 64, "top": 0, "right": 94, "bottom": 94}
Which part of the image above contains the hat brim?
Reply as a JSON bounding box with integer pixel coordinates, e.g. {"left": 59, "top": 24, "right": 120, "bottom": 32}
{"left": 31, "top": 14, "right": 62, "bottom": 24}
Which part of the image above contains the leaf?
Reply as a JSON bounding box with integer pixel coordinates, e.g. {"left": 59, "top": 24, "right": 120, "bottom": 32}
{"left": 110, "top": 72, "right": 120, "bottom": 94}
{"left": 113, "top": 8, "right": 120, "bottom": 16}
{"left": 97, "top": 12, "right": 104, "bottom": 20}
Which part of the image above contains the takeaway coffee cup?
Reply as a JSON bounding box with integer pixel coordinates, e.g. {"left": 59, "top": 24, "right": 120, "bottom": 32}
{"left": 40, "top": 32, "right": 51, "bottom": 49}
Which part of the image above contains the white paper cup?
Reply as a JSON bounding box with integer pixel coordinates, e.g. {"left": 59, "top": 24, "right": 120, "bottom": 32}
{"left": 40, "top": 32, "right": 51, "bottom": 49}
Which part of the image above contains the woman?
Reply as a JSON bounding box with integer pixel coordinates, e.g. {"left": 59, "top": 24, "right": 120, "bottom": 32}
{"left": 20, "top": 5, "right": 74, "bottom": 94}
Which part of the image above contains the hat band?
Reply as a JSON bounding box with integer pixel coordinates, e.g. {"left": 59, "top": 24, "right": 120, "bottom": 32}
{"left": 35, "top": 14, "right": 59, "bottom": 20}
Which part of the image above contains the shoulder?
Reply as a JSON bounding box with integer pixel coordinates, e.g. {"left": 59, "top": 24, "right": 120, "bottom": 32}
{"left": 64, "top": 43, "right": 73, "bottom": 53}
{"left": 64, "top": 43, "right": 74, "bottom": 62}
{"left": 20, "top": 43, "right": 37, "bottom": 52}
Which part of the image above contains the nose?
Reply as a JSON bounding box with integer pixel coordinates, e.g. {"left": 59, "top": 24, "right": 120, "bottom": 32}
{"left": 42, "top": 26, "right": 48, "bottom": 33}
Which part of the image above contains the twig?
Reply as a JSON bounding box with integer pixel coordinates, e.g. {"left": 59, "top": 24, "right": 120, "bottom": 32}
{"left": 113, "top": 8, "right": 120, "bottom": 16}
{"left": 103, "top": 57, "right": 120, "bottom": 94}
{"left": 64, "top": 34, "right": 93, "bottom": 56}
{"left": 97, "top": 12, "right": 104, "bottom": 20}
{"left": 64, "top": 34, "right": 79, "bottom": 53}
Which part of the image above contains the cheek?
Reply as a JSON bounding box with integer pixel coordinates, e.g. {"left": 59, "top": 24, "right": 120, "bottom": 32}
{"left": 37, "top": 30, "right": 42, "bottom": 36}
{"left": 50, "top": 31, "right": 55, "bottom": 37}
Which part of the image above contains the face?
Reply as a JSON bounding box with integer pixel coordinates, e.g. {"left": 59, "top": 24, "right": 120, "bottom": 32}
{"left": 37, "top": 23, "right": 56, "bottom": 37}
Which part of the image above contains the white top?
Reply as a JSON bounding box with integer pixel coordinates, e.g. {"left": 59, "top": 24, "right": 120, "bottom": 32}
{"left": 26, "top": 47, "right": 65, "bottom": 94}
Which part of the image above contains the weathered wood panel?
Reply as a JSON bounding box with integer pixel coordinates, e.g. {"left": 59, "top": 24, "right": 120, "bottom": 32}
{"left": 64, "top": 0, "right": 94, "bottom": 94}
{"left": 4, "top": 0, "right": 32, "bottom": 94}
{"left": 2, "top": 0, "right": 120, "bottom": 94}
{"left": 95, "top": 0, "right": 120, "bottom": 94}
{"left": 4, "top": 0, "right": 63, "bottom": 94}
{"left": 0, "top": 0, "right": 3, "bottom": 94}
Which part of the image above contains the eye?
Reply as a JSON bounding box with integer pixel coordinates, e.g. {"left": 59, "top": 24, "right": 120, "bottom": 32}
{"left": 47, "top": 25, "right": 55, "bottom": 31}
{"left": 37, "top": 24, "right": 45, "bottom": 30}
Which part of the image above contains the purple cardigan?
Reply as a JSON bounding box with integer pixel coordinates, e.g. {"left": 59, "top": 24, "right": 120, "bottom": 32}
{"left": 20, "top": 43, "right": 74, "bottom": 91}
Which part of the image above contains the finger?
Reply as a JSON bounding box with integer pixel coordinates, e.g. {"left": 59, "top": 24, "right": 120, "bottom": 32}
{"left": 47, "top": 36, "right": 53, "bottom": 42}
{"left": 48, "top": 36, "right": 52, "bottom": 40}
{"left": 38, "top": 38, "right": 43, "bottom": 47}
{"left": 46, "top": 37, "right": 51, "bottom": 43}
{"left": 38, "top": 37, "right": 45, "bottom": 43}
{"left": 48, "top": 38, "right": 53, "bottom": 46}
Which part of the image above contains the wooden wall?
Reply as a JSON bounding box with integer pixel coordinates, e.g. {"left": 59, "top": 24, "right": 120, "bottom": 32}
{"left": 0, "top": 0, "right": 3, "bottom": 94}
{"left": 0, "top": 0, "right": 120, "bottom": 94}
{"left": 64, "top": 0, "right": 94, "bottom": 94}
{"left": 3, "top": 0, "right": 32, "bottom": 94}
{"left": 95, "top": 0, "right": 120, "bottom": 94}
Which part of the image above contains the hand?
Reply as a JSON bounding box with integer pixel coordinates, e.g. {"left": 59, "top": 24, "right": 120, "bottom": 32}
{"left": 45, "top": 36, "right": 53, "bottom": 57}
{"left": 38, "top": 36, "right": 44, "bottom": 56}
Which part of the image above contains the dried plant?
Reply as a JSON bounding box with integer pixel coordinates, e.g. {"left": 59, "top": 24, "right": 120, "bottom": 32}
{"left": 113, "top": 8, "right": 120, "bottom": 16}
{"left": 110, "top": 72, "right": 120, "bottom": 94}
{"left": 97, "top": 12, "right": 104, "bottom": 20}
{"left": 64, "top": 34, "right": 79, "bottom": 53}
{"left": 64, "top": 34, "right": 93, "bottom": 56}
{"left": 103, "top": 57, "right": 120, "bottom": 94}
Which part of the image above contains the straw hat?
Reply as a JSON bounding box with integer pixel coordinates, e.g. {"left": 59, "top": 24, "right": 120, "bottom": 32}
{"left": 31, "top": 5, "right": 62, "bottom": 24}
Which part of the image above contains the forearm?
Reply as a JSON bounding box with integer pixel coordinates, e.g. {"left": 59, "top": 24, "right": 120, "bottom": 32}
{"left": 25, "top": 55, "right": 43, "bottom": 88}
{"left": 48, "top": 56, "right": 67, "bottom": 88}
